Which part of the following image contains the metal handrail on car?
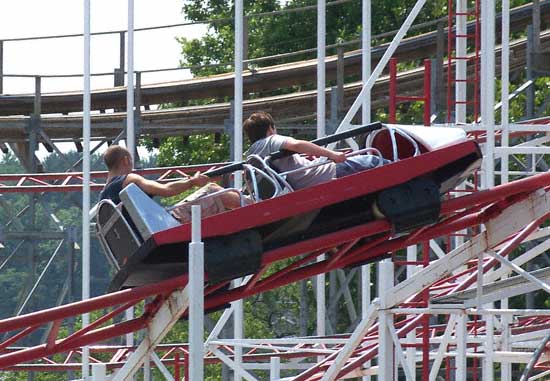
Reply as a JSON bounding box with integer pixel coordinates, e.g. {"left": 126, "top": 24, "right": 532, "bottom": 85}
{"left": 364, "top": 125, "right": 421, "bottom": 161}
{"left": 243, "top": 147, "right": 384, "bottom": 201}
{"left": 243, "top": 154, "right": 294, "bottom": 201}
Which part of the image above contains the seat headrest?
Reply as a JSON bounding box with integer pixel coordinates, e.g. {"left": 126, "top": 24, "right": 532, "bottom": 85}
{"left": 119, "top": 183, "right": 180, "bottom": 241}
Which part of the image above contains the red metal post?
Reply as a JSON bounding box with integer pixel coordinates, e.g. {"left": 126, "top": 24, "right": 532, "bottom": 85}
{"left": 446, "top": 0, "right": 454, "bottom": 123}
{"left": 474, "top": 0, "right": 481, "bottom": 122}
{"left": 174, "top": 352, "right": 180, "bottom": 381}
{"left": 184, "top": 353, "right": 189, "bottom": 381}
{"left": 424, "top": 59, "right": 432, "bottom": 126}
{"left": 389, "top": 58, "right": 397, "bottom": 123}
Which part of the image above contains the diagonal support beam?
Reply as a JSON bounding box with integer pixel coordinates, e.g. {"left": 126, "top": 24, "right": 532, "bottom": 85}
{"left": 111, "top": 285, "right": 190, "bottom": 381}
{"left": 429, "top": 314, "right": 458, "bottom": 381}
{"left": 485, "top": 250, "right": 550, "bottom": 294}
{"left": 387, "top": 320, "right": 415, "bottom": 380}
{"left": 320, "top": 300, "right": 379, "bottom": 381}
{"left": 211, "top": 347, "right": 259, "bottom": 381}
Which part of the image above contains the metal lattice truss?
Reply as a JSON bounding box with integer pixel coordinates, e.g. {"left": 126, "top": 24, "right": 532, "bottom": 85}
{"left": 0, "top": 163, "right": 226, "bottom": 194}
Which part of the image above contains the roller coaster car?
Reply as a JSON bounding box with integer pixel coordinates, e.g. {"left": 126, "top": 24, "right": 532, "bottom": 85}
{"left": 99, "top": 123, "right": 481, "bottom": 291}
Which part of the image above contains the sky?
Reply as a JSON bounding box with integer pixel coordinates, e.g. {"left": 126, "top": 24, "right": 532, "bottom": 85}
{"left": 0, "top": 0, "right": 207, "bottom": 162}
{"left": 0, "top": 0, "right": 206, "bottom": 93}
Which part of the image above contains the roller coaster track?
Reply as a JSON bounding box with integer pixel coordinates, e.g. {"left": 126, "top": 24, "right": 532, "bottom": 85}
{"left": 1, "top": 30, "right": 549, "bottom": 144}
{"left": 0, "top": 172, "right": 549, "bottom": 376}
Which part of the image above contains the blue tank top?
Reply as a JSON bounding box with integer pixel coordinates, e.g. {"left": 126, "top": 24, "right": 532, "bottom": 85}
{"left": 99, "top": 175, "right": 127, "bottom": 204}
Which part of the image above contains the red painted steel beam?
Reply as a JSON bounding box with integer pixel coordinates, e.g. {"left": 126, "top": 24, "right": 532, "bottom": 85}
{"left": 0, "top": 163, "right": 227, "bottom": 193}
{"left": 0, "top": 319, "right": 146, "bottom": 369}
{"left": 0, "top": 275, "right": 187, "bottom": 334}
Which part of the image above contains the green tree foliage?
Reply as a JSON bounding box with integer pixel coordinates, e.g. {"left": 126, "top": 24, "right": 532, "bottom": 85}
{"left": 0, "top": 151, "right": 109, "bottom": 330}
{"left": 155, "top": 134, "right": 230, "bottom": 167}
{"left": 179, "top": 0, "right": 449, "bottom": 77}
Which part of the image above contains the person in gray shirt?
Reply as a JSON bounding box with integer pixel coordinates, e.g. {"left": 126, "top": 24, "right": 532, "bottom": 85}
{"left": 244, "top": 112, "right": 389, "bottom": 190}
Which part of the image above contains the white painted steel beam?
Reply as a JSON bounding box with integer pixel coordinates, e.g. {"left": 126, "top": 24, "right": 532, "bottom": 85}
{"left": 378, "top": 260, "right": 394, "bottom": 380}
{"left": 127, "top": 0, "right": 135, "bottom": 161}
{"left": 234, "top": 0, "right": 243, "bottom": 187}
{"left": 189, "top": 205, "right": 204, "bottom": 381}
{"left": 429, "top": 315, "right": 458, "bottom": 381}
{"left": 361, "top": 263, "right": 372, "bottom": 381}
{"left": 234, "top": 2, "right": 244, "bottom": 380}
{"left": 151, "top": 353, "right": 175, "bottom": 381}
{"left": 125, "top": 0, "right": 136, "bottom": 348}
{"left": 481, "top": 0, "right": 496, "bottom": 187}
{"left": 82, "top": 0, "right": 91, "bottom": 379}
{"left": 495, "top": 147, "right": 550, "bottom": 155}
{"left": 486, "top": 238, "right": 550, "bottom": 283}
{"left": 388, "top": 322, "right": 415, "bottom": 380}
{"left": 270, "top": 357, "right": 280, "bottom": 381}
{"left": 111, "top": 286, "right": 190, "bottom": 381}
{"left": 485, "top": 251, "right": 550, "bottom": 294}
{"left": 483, "top": 315, "right": 495, "bottom": 381}
{"left": 211, "top": 348, "right": 259, "bottom": 381}
{"left": 319, "top": 300, "right": 379, "bottom": 381}
{"left": 317, "top": 0, "right": 326, "bottom": 138}
{"left": 455, "top": 312, "right": 467, "bottom": 381}
{"left": 362, "top": 0, "right": 371, "bottom": 124}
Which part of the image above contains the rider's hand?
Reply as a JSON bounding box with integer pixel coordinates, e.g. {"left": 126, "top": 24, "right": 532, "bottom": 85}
{"left": 190, "top": 171, "right": 210, "bottom": 187}
{"left": 328, "top": 151, "right": 346, "bottom": 163}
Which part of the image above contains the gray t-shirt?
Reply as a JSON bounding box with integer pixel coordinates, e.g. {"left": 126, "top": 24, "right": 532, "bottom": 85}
{"left": 246, "top": 134, "right": 336, "bottom": 190}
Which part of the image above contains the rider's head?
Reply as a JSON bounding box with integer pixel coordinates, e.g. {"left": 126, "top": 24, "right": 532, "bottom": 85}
{"left": 103, "top": 145, "right": 133, "bottom": 173}
{"left": 243, "top": 111, "right": 276, "bottom": 144}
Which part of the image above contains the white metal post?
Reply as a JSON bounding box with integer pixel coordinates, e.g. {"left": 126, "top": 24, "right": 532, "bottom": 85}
{"left": 126, "top": 0, "right": 135, "bottom": 161}
{"left": 91, "top": 363, "right": 107, "bottom": 381}
{"left": 317, "top": 0, "right": 326, "bottom": 137}
{"left": 189, "top": 205, "right": 204, "bottom": 381}
{"left": 501, "top": 0, "right": 510, "bottom": 185}
{"left": 483, "top": 314, "right": 494, "bottom": 381}
{"left": 361, "top": 263, "right": 371, "bottom": 381}
{"left": 406, "top": 246, "right": 417, "bottom": 381}
{"left": 270, "top": 356, "right": 280, "bottom": 381}
{"left": 125, "top": 307, "right": 134, "bottom": 349}
{"left": 378, "top": 260, "right": 394, "bottom": 380}
{"left": 233, "top": 287, "right": 244, "bottom": 381}
{"left": 234, "top": 0, "right": 244, "bottom": 188}
{"left": 125, "top": 0, "right": 136, "bottom": 346}
{"left": 143, "top": 355, "right": 151, "bottom": 381}
{"left": 316, "top": 255, "right": 326, "bottom": 337}
{"left": 316, "top": 0, "right": 327, "bottom": 340}
{"left": 501, "top": 311, "right": 512, "bottom": 381}
{"left": 82, "top": 0, "right": 91, "bottom": 379}
{"left": 455, "top": 0, "right": 467, "bottom": 123}
{"left": 455, "top": 312, "right": 467, "bottom": 381}
{"left": 500, "top": 3, "right": 511, "bottom": 380}
{"left": 361, "top": 0, "right": 371, "bottom": 124}
{"left": 481, "top": 0, "right": 495, "bottom": 188}
{"left": 234, "top": 2, "right": 244, "bottom": 379}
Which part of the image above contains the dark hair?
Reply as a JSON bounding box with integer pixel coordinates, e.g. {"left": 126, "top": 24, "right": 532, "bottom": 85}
{"left": 243, "top": 111, "right": 275, "bottom": 143}
{"left": 103, "top": 145, "right": 131, "bottom": 171}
